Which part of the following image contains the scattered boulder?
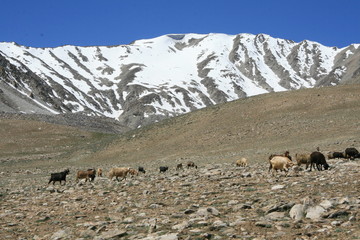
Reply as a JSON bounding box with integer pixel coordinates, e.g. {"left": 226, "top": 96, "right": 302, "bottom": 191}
{"left": 319, "top": 199, "right": 334, "bottom": 210}
{"left": 289, "top": 204, "right": 306, "bottom": 221}
{"left": 50, "top": 228, "right": 73, "bottom": 240}
{"left": 97, "top": 230, "right": 127, "bottom": 239}
{"left": 255, "top": 221, "right": 272, "bottom": 228}
{"left": 271, "top": 184, "right": 285, "bottom": 190}
{"left": 265, "top": 211, "right": 286, "bottom": 221}
{"left": 196, "top": 207, "right": 220, "bottom": 218}
{"left": 305, "top": 206, "right": 326, "bottom": 220}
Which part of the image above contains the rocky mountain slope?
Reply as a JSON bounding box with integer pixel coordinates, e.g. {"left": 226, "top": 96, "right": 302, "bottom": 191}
{"left": 1, "top": 83, "right": 360, "bottom": 239}
{"left": 1, "top": 33, "right": 359, "bottom": 128}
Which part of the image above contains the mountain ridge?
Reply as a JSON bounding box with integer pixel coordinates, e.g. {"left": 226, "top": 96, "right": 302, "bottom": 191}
{"left": 0, "top": 33, "right": 359, "bottom": 128}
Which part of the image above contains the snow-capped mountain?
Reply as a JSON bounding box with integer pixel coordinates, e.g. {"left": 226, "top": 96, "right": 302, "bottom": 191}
{"left": 0, "top": 33, "right": 359, "bottom": 128}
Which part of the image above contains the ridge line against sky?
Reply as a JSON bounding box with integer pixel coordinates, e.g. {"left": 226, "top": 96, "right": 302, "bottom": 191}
{"left": 1, "top": 0, "right": 359, "bottom": 48}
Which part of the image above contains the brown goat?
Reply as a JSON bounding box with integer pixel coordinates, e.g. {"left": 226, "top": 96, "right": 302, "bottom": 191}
{"left": 176, "top": 163, "right": 183, "bottom": 170}
{"left": 295, "top": 153, "right": 311, "bottom": 169}
{"left": 187, "top": 161, "right": 197, "bottom": 169}
{"left": 97, "top": 168, "right": 103, "bottom": 177}
{"left": 128, "top": 168, "right": 139, "bottom": 176}
{"left": 76, "top": 169, "right": 96, "bottom": 182}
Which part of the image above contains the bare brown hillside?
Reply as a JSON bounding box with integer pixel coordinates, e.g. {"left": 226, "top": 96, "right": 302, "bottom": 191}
{"left": 1, "top": 84, "right": 359, "bottom": 169}
{"left": 89, "top": 84, "right": 360, "bottom": 166}
{"left": 0, "top": 118, "right": 117, "bottom": 171}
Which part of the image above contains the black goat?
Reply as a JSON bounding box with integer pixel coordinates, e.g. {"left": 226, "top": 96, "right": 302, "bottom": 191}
{"left": 333, "top": 152, "right": 345, "bottom": 159}
{"left": 48, "top": 169, "right": 70, "bottom": 185}
{"left": 176, "top": 163, "right": 183, "bottom": 170}
{"left": 138, "top": 166, "right": 146, "bottom": 174}
{"left": 159, "top": 166, "right": 169, "bottom": 173}
{"left": 310, "top": 152, "right": 329, "bottom": 171}
{"left": 187, "top": 161, "right": 198, "bottom": 169}
{"left": 345, "top": 147, "right": 359, "bottom": 160}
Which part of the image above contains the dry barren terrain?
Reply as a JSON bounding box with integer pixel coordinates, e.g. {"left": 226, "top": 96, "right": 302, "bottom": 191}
{"left": 89, "top": 83, "right": 360, "bottom": 166}
{"left": 1, "top": 84, "right": 360, "bottom": 239}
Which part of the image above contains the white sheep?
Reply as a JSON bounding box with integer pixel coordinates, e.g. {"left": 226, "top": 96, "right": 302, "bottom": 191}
{"left": 268, "top": 156, "right": 293, "bottom": 176}
{"left": 236, "top": 158, "right": 248, "bottom": 167}
{"left": 108, "top": 167, "right": 131, "bottom": 181}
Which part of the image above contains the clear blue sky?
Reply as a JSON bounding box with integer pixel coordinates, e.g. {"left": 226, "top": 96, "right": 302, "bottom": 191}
{"left": 1, "top": 0, "right": 359, "bottom": 48}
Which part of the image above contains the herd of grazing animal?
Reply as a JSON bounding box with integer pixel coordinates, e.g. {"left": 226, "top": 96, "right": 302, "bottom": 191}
{"left": 267, "top": 147, "right": 359, "bottom": 176}
{"left": 48, "top": 147, "right": 360, "bottom": 184}
{"left": 47, "top": 162, "right": 197, "bottom": 185}
{"left": 328, "top": 147, "right": 360, "bottom": 160}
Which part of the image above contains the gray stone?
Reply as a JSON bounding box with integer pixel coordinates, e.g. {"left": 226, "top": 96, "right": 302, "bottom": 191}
{"left": 116, "top": 206, "right": 127, "bottom": 213}
{"left": 149, "top": 203, "right": 163, "bottom": 208}
{"left": 196, "top": 207, "right": 220, "bottom": 218}
{"left": 212, "top": 220, "right": 227, "bottom": 228}
{"left": 228, "top": 200, "right": 239, "bottom": 205}
{"left": 265, "top": 211, "right": 286, "bottom": 221}
{"left": 341, "top": 221, "right": 352, "bottom": 227}
{"left": 266, "top": 202, "right": 295, "bottom": 213}
{"left": 289, "top": 204, "right": 306, "bottom": 221}
{"left": 123, "top": 217, "right": 134, "bottom": 224}
{"left": 319, "top": 200, "right": 333, "bottom": 210}
{"left": 349, "top": 215, "right": 356, "bottom": 222}
{"left": 148, "top": 218, "right": 158, "bottom": 234}
{"left": 338, "top": 197, "right": 350, "bottom": 204}
{"left": 238, "top": 204, "right": 252, "bottom": 209}
{"left": 305, "top": 205, "right": 326, "bottom": 220}
{"left": 271, "top": 185, "right": 285, "bottom": 190}
{"left": 79, "top": 229, "right": 96, "bottom": 238}
{"left": 184, "top": 209, "right": 195, "bottom": 214}
{"left": 331, "top": 220, "right": 342, "bottom": 226}
{"left": 172, "top": 221, "right": 190, "bottom": 231}
{"left": 142, "top": 233, "right": 178, "bottom": 240}
{"left": 255, "top": 221, "right": 272, "bottom": 228}
{"left": 229, "top": 217, "right": 246, "bottom": 227}
{"left": 241, "top": 172, "right": 252, "bottom": 178}
{"left": 99, "top": 230, "right": 127, "bottom": 239}
{"left": 50, "top": 228, "right": 73, "bottom": 240}
{"left": 158, "top": 233, "right": 179, "bottom": 240}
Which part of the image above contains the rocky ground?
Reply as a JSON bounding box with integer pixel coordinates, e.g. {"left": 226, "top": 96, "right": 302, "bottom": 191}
{"left": 1, "top": 84, "right": 360, "bottom": 240}
{"left": 1, "top": 158, "right": 360, "bottom": 240}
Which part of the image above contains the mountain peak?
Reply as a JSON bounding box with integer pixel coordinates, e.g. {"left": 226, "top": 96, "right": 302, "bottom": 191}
{"left": 0, "top": 33, "right": 358, "bottom": 129}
